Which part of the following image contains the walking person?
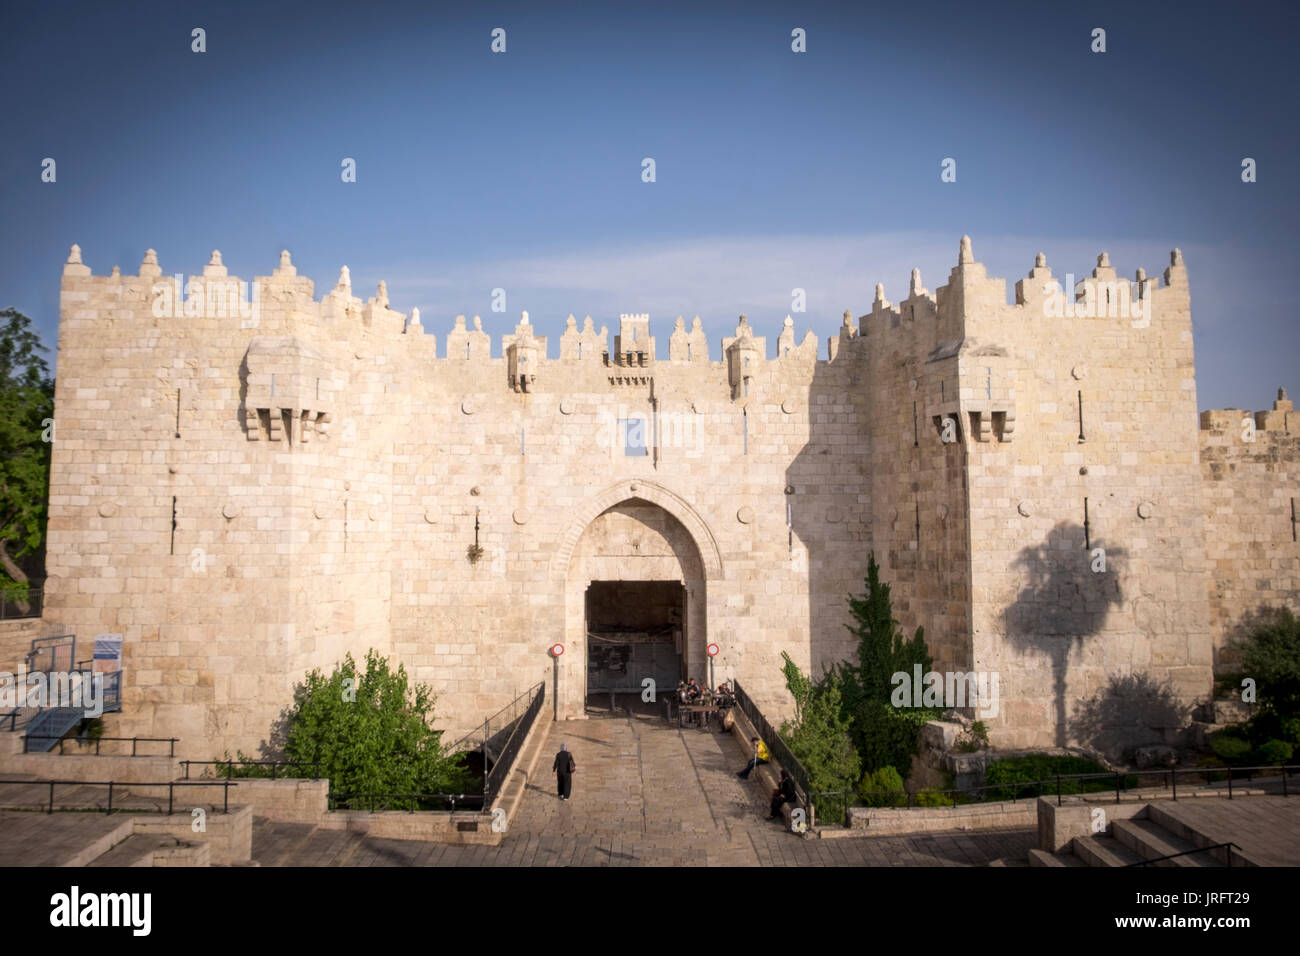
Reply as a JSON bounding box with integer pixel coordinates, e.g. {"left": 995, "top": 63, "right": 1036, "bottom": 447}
{"left": 553, "top": 741, "right": 576, "bottom": 800}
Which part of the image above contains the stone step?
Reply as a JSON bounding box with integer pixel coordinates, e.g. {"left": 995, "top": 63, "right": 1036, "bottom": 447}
{"left": 1072, "top": 833, "right": 1145, "bottom": 867}
{"left": 63, "top": 819, "right": 139, "bottom": 868}
{"left": 1028, "top": 847, "right": 1087, "bottom": 867}
{"left": 1145, "top": 802, "right": 1257, "bottom": 866}
{"left": 1113, "top": 818, "right": 1223, "bottom": 867}
{"left": 87, "top": 833, "right": 163, "bottom": 867}
{"left": 152, "top": 840, "right": 211, "bottom": 867}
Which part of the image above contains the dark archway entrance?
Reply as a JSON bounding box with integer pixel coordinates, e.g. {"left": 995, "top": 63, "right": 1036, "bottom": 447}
{"left": 585, "top": 580, "right": 684, "bottom": 713}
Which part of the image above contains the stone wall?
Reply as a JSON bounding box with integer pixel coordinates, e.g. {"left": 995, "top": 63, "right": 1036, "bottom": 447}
{"left": 1199, "top": 392, "right": 1300, "bottom": 669}
{"left": 40, "top": 239, "right": 1299, "bottom": 761}
{"left": 0, "top": 618, "right": 42, "bottom": 672}
{"left": 960, "top": 248, "right": 1213, "bottom": 752}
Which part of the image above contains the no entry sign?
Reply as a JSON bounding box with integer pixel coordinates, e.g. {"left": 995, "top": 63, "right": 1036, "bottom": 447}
{"left": 550, "top": 643, "right": 564, "bottom": 657}
{"left": 706, "top": 643, "right": 719, "bottom": 657}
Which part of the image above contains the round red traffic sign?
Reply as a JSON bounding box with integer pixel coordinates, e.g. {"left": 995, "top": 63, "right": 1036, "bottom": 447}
{"left": 550, "top": 643, "right": 564, "bottom": 657}
{"left": 706, "top": 643, "right": 720, "bottom": 657}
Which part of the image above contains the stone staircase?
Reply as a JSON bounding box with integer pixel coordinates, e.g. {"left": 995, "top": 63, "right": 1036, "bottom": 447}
{"left": 1030, "top": 802, "right": 1250, "bottom": 867}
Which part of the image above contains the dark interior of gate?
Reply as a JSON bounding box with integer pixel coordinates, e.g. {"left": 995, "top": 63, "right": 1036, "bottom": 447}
{"left": 585, "top": 580, "right": 684, "bottom": 712}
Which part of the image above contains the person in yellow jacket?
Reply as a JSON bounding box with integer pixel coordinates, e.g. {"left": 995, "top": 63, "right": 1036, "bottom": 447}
{"left": 737, "top": 736, "right": 770, "bottom": 779}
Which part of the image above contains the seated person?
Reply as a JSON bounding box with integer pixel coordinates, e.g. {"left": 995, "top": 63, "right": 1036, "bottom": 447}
{"left": 737, "top": 736, "right": 770, "bottom": 779}
{"left": 770, "top": 770, "right": 799, "bottom": 820}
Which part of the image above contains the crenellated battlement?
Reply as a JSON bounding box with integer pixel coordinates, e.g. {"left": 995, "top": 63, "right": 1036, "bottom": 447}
{"left": 43, "top": 233, "right": 1299, "bottom": 761}
{"left": 1200, "top": 388, "right": 1296, "bottom": 435}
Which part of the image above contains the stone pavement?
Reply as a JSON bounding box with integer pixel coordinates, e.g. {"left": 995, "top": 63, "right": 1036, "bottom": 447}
{"left": 1151, "top": 797, "right": 1300, "bottom": 866}
{"left": 251, "top": 708, "right": 1035, "bottom": 866}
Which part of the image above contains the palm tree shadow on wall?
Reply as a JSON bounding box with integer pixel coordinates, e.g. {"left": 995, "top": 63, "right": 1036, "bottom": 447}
{"left": 1000, "top": 522, "right": 1125, "bottom": 748}
{"left": 1071, "top": 673, "right": 1182, "bottom": 760}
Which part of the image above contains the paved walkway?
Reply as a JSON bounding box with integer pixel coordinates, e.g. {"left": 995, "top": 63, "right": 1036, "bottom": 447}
{"left": 1153, "top": 797, "right": 1300, "bottom": 866}
{"left": 252, "top": 709, "right": 1035, "bottom": 866}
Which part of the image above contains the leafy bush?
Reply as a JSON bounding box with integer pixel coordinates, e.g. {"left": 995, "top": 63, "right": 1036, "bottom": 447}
{"left": 851, "top": 700, "right": 943, "bottom": 777}
{"left": 1217, "top": 607, "right": 1300, "bottom": 718}
{"left": 857, "top": 765, "right": 906, "bottom": 806}
{"left": 912, "top": 787, "right": 956, "bottom": 807}
{"left": 984, "top": 754, "right": 1127, "bottom": 799}
{"left": 780, "top": 653, "right": 861, "bottom": 825}
{"left": 1209, "top": 732, "right": 1252, "bottom": 763}
{"left": 233, "top": 649, "right": 475, "bottom": 808}
{"left": 1256, "top": 738, "right": 1294, "bottom": 764}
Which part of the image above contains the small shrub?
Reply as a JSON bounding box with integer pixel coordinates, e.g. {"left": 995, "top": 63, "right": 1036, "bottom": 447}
{"left": 857, "top": 766, "right": 905, "bottom": 806}
{"left": 912, "top": 787, "right": 954, "bottom": 807}
{"left": 984, "top": 754, "right": 1125, "bottom": 800}
{"left": 1209, "top": 733, "right": 1252, "bottom": 763}
{"left": 1257, "top": 738, "right": 1294, "bottom": 764}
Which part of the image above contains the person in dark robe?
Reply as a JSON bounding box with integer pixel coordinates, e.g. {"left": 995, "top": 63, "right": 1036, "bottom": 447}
{"left": 553, "top": 742, "right": 575, "bottom": 800}
{"left": 770, "top": 769, "right": 798, "bottom": 819}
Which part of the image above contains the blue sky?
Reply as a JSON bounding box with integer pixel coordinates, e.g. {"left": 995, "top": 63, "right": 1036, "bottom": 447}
{"left": 1, "top": 0, "right": 1295, "bottom": 410}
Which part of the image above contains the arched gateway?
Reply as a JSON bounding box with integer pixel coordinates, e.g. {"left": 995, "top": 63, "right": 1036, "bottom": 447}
{"left": 551, "top": 481, "right": 724, "bottom": 719}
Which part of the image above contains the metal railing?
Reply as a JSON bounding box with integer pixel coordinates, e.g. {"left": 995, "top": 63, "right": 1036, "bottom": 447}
{"left": 1127, "top": 841, "right": 1242, "bottom": 867}
{"left": 447, "top": 682, "right": 546, "bottom": 757}
{"left": 732, "top": 681, "right": 812, "bottom": 799}
{"left": 180, "top": 759, "right": 323, "bottom": 779}
{"left": 0, "top": 587, "right": 43, "bottom": 620}
{"left": 0, "top": 778, "right": 238, "bottom": 814}
{"left": 810, "top": 762, "right": 1299, "bottom": 827}
{"left": 327, "top": 791, "right": 486, "bottom": 812}
{"left": 23, "top": 735, "right": 178, "bottom": 757}
{"left": 485, "top": 682, "right": 546, "bottom": 802}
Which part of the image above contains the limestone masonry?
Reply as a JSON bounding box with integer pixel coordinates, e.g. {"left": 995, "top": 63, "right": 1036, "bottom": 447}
{"left": 40, "top": 237, "right": 1299, "bottom": 759}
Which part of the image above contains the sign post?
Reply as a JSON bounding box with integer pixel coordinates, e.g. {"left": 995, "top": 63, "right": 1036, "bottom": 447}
{"left": 550, "top": 643, "right": 564, "bottom": 720}
{"left": 706, "top": 642, "right": 719, "bottom": 691}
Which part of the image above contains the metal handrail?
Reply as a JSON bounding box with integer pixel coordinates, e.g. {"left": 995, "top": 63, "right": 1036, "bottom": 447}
{"left": 484, "top": 682, "right": 546, "bottom": 802}
{"left": 1126, "top": 841, "right": 1242, "bottom": 867}
{"left": 22, "top": 735, "right": 179, "bottom": 757}
{"left": 447, "top": 682, "right": 546, "bottom": 756}
{"left": 0, "top": 778, "right": 238, "bottom": 814}
{"left": 180, "top": 759, "right": 323, "bottom": 780}
{"left": 732, "top": 681, "right": 812, "bottom": 799}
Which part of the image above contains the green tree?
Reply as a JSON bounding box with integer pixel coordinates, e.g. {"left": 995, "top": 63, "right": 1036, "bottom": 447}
{"left": 278, "top": 649, "right": 473, "bottom": 808}
{"left": 0, "top": 308, "right": 54, "bottom": 603}
{"left": 779, "top": 652, "right": 861, "bottom": 824}
{"left": 843, "top": 552, "right": 933, "bottom": 700}
{"left": 1218, "top": 607, "right": 1300, "bottom": 719}
{"left": 836, "top": 552, "right": 939, "bottom": 775}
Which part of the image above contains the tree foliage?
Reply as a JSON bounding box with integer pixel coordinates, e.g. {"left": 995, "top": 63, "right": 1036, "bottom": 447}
{"left": 779, "top": 652, "right": 861, "bottom": 824}
{"left": 1217, "top": 606, "right": 1300, "bottom": 719}
{"left": 0, "top": 308, "right": 54, "bottom": 594}
{"left": 835, "top": 552, "right": 940, "bottom": 775}
{"left": 277, "top": 649, "right": 474, "bottom": 807}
